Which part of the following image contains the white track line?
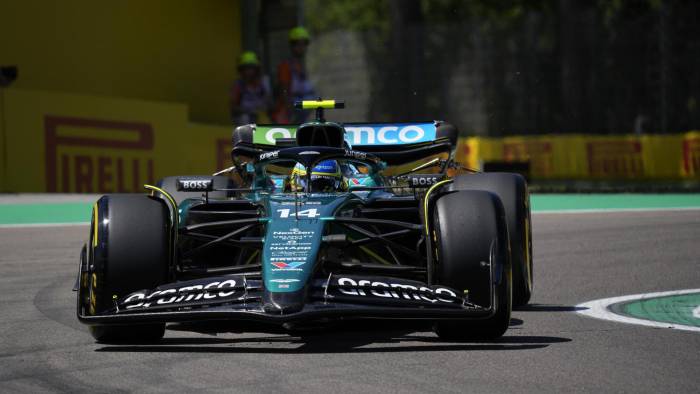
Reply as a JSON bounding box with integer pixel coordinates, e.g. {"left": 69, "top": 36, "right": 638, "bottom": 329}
{"left": 534, "top": 206, "right": 700, "bottom": 214}
{"left": 576, "top": 289, "right": 700, "bottom": 333}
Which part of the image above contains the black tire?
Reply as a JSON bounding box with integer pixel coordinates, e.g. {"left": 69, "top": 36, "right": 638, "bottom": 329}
{"left": 432, "top": 190, "right": 512, "bottom": 340}
{"left": 84, "top": 194, "right": 169, "bottom": 343}
{"left": 451, "top": 173, "right": 533, "bottom": 307}
{"left": 156, "top": 175, "right": 236, "bottom": 206}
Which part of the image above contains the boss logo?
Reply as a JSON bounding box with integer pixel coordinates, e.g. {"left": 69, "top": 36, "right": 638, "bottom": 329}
{"left": 176, "top": 178, "right": 213, "bottom": 191}
{"left": 407, "top": 175, "right": 444, "bottom": 187}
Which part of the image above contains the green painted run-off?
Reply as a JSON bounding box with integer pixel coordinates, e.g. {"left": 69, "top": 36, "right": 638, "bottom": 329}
{"left": 0, "top": 194, "right": 699, "bottom": 225}
{"left": 0, "top": 203, "right": 92, "bottom": 225}
{"left": 613, "top": 293, "right": 700, "bottom": 328}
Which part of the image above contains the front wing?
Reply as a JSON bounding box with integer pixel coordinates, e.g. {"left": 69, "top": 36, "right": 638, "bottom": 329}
{"left": 77, "top": 274, "right": 496, "bottom": 326}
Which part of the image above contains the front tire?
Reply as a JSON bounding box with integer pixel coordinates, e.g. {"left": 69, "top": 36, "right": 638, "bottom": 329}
{"left": 452, "top": 173, "right": 533, "bottom": 307}
{"left": 82, "top": 194, "right": 170, "bottom": 343}
{"left": 432, "top": 190, "right": 512, "bottom": 340}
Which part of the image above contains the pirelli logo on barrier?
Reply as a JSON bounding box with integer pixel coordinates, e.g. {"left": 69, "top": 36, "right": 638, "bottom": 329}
{"left": 45, "top": 116, "right": 155, "bottom": 193}
{"left": 503, "top": 141, "right": 553, "bottom": 177}
{"left": 682, "top": 136, "right": 700, "bottom": 176}
{"left": 586, "top": 140, "right": 644, "bottom": 178}
{"left": 216, "top": 138, "right": 230, "bottom": 170}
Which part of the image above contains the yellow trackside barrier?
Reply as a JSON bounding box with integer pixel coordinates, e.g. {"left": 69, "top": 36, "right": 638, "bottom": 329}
{"left": 455, "top": 133, "right": 699, "bottom": 180}
{"left": 0, "top": 87, "right": 697, "bottom": 193}
{"left": 682, "top": 131, "right": 700, "bottom": 177}
{"left": 0, "top": 88, "right": 231, "bottom": 193}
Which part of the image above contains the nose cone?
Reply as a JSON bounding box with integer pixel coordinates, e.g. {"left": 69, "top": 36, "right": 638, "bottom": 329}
{"left": 263, "top": 288, "right": 306, "bottom": 314}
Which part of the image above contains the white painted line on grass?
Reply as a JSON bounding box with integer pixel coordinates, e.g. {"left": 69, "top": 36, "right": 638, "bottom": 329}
{"left": 576, "top": 289, "right": 700, "bottom": 333}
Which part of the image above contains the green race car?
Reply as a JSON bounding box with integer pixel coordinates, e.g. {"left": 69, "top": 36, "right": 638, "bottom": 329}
{"left": 75, "top": 100, "right": 533, "bottom": 343}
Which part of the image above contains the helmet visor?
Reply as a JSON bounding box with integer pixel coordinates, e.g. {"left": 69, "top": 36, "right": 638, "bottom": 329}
{"left": 295, "top": 175, "right": 338, "bottom": 192}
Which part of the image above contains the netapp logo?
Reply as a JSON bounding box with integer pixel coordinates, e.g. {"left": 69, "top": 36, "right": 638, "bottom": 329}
{"left": 123, "top": 279, "right": 238, "bottom": 309}
{"left": 336, "top": 277, "right": 458, "bottom": 303}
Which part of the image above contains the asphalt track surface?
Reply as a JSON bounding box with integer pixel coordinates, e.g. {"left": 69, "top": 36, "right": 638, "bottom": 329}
{"left": 1, "top": 210, "right": 699, "bottom": 392}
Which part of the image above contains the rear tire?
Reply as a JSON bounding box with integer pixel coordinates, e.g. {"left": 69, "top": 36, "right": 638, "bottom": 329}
{"left": 432, "top": 190, "right": 512, "bottom": 340}
{"left": 84, "top": 194, "right": 170, "bottom": 343}
{"left": 451, "top": 173, "right": 532, "bottom": 307}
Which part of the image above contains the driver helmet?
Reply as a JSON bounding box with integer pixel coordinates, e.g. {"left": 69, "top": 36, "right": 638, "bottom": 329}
{"left": 289, "top": 160, "right": 345, "bottom": 192}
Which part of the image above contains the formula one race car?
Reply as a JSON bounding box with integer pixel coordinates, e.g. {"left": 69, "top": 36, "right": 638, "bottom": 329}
{"left": 75, "top": 100, "right": 533, "bottom": 343}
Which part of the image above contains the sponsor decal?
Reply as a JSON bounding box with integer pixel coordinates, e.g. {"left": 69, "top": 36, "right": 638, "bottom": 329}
{"left": 344, "top": 149, "right": 367, "bottom": 160}
{"left": 270, "top": 278, "right": 301, "bottom": 283}
{"left": 275, "top": 201, "right": 322, "bottom": 206}
{"left": 257, "top": 127, "right": 295, "bottom": 145}
{"left": 259, "top": 150, "right": 280, "bottom": 161}
{"left": 267, "top": 227, "right": 316, "bottom": 280}
{"left": 587, "top": 140, "right": 644, "bottom": 178}
{"left": 44, "top": 116, "right": 155, "bottom": 193}
{"left": 683, "top": 136, "right": 700, "bottom": 176}
{"left": 123, "top": 279, "right": 238, "bottom": 309}
{"left": 273, "top": 230, "right": 314, "bottom": 236}
{"left": 344, "top": 124, "right": 436, "bottom": 146}
{"left": 216, "top": 138, "right": 229, "bottom": 172}
{"left": 406, "top": 174, "right": 444, "bottom": 187}
{"left": 270, "top": 278, "right": 301, "bottom": 289}
{"left": 176, "top": 178, "right": 213, "bottom": 192}
{"left": 253, "top": 123, "right": 437, "bottom": 146}
{"left": 336, "top": 277, "right": 459, "bottom": 304}
{"left": 502, "top": 140, "right": 553, "bottom": 178}
{"left": 271, "top": 261, "right": 306, "bottom": 271}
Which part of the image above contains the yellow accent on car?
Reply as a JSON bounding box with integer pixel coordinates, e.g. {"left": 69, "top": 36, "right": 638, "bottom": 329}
{"left": 301, "top": 100, "right": 336, "bottom": 109}
{"left": 144, "top": 184, "right": 177, "bottom": 214}
{"left": 423, "top": 179, "right": 453, "bottom": 237}
{"left": 92, "top": 203, "right": 98, "bottom": 248}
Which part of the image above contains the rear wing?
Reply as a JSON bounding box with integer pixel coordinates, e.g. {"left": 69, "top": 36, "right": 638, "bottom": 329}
{"left": 231, "top": 121, "right": 458, "bottom": 165}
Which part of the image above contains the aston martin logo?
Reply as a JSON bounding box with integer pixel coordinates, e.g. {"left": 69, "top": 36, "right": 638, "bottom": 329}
{"left": 271, "top": 261, "right": 305, "bottom": 270}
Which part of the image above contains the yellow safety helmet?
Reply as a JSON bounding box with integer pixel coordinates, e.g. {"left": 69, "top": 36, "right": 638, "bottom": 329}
{"left": 238, "top": 51, "right": 260, "bottom": 67}
{"left": 289, "top": 26, "right": 311, "bottom": 42}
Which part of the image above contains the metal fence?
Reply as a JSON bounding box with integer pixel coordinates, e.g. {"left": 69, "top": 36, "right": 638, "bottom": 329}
{"left": 260, "top": 0, "right": 700, "bottom": 137}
